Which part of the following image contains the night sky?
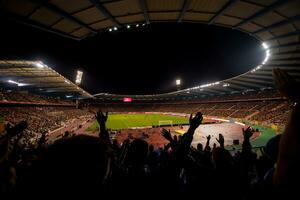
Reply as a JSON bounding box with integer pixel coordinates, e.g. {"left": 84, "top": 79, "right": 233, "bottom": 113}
{"left": 0, "top": 19, "right": 265, "bottom": 95}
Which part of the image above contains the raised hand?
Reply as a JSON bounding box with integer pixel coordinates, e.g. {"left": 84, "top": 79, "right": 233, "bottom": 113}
{"left": 242, "top": 126, "right": 255, "bottom": 140}
{"left": 161, "top": 129, "right": 173, "bottom": 142}
{"left": 189, "top": 112, "right": 203, "bottom": 131}
{"left": 95, "top": 110, "right": 108, "bottom": 125}
{"left": 216, "top": 133, "right": 224, "bottom": 148}
{"left": 273, "top": 68, "right": 300, "bottom": 102}
{"left": 206, "top": 135, "right": 211, "bottom": 141}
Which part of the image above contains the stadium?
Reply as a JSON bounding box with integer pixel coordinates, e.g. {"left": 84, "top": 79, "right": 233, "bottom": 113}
{"left": 0, "top": 0, "right": 300, "bottom": 198}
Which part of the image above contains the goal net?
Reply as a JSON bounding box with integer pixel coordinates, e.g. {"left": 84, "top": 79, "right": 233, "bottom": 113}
{"left": 158, "top": 120, "right": 173, "bottom": 127}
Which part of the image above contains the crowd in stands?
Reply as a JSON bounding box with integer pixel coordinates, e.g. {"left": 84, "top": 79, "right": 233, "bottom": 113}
{"left": 0, "top": 69, "right": 299, "bottom": 198}
{"left": 0, "top": 107, "right": 92, "bottom": 148}
{"left": 0, "top": 89, "right": 72, "bottom": 105}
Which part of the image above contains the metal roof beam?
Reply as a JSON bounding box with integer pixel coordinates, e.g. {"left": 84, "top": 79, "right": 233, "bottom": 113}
{"left": 89, "top": 0, "right": 122, "bottom": 27}
{"left": 263, "top": 65, "right": 300, "bottom": 71}
{"left": 237, "top": 77, "right": 273, "bottom": 85}
{"left": 264, "top": 63, "right": 300, "bottom": 67}
{"left": 0, "top": 10, "right": 80, "bottom": 40}
{"left": 265, "top": 30, "right": 300, "bottom": 42}
{"left": 16, "top": 75, "right": 61, "bottom": 80}
{"left": 234, "top": 0, "right": 291, "bottom": 28}
{"left": 29, "top": 0, "right": 97, "bottom": 34}
{"left": 208, "top": 0, "right": 239, "bottom": 25}
{"left": 243, "top": 73, "right": 274, "bottom": 79}
{"left": 228, "top": 79, "right": 264, "bottom": 88}
{"left": 139, "top": 0, "right": 150, "bottom": 24}
{"left": 270, "top": 42, "right": 300, "bottom": 49}
{"left": 272, "top": 50, "right": 300, "bottom": 55}
{"left": 225, "top": 83, "right": 248, "bottom": 90}
{"left": 270, "top": 57, "right": 300, "bottom": 61}
{"left": 254, "top": 15, "right": 300, "bottom": 34}
{"left": 177, "top": 0, "right": 191, "bottom": 23}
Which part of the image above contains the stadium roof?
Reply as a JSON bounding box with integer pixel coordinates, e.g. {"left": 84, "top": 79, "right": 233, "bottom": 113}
{"left": 1, "top": 0, "right": 299, "bottom": 41}
{"left": 0, "top": 0, "right": 299, "bottom": 100}
{"left": 0, "top": 60, "right": 93, "bottom": 98}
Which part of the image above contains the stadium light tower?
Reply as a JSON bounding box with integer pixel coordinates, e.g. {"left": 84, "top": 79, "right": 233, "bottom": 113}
{"left": 75, "top": 70, "right": 83, "bottom": 85}
{"left": 176, "top": 79, "right": 181, "bottom": 90}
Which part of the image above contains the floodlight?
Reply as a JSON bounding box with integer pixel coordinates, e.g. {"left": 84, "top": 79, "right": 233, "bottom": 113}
{"left": 176, "top": 79, "right": 181, "bottom": 86}
{"left": 136, "top": 24, "right": 139, "bottom": 27}
{"left": 262, "top": 50, "right": 271, "bottom": 65}
{"left": 109, "top": 28, "right": 112, "bottom": 32}
{"left": 8, "top": 80, "right": 27, "bottom": 86}
{"left": 35, "top": 61, "right": 45, "bottom": 68}
{"left": 262, "top": 42, "right": 268, "bottom": 49}
{"left": 75, "top": 70, "right": 83, "bottom": 85}
{"left": 127, "top": 25, "right": 130, "bottom": 29}
{"left": 17, "top": 83, "right": 27, "bottom": 87}
{"left": 114, "top": 27, "right": 117, "bottom": 31}
{"left": 8, "top": 80, "right": 18, "bottom": 84}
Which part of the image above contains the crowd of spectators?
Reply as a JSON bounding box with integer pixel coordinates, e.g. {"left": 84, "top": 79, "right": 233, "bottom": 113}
{"left": 0, "top": 89, "right": 72, "bottom": 105}
{"left": 0, "top": 107, "right": 92, "bottom": 149}
{"left": 0, "top": 69, "right": 299, "bottom": 198}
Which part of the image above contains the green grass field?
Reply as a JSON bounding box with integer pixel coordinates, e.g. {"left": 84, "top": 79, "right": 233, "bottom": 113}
{"left": 86, "top": 113, "right": 189, "bottom": 131}
{"left": 87, "top": 113, "right": 277, "bottom": 150}
{"left": 227, "top": 124, "right": 277, "bottom": 151}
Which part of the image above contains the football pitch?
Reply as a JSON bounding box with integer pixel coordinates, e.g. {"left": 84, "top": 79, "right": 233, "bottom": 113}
{"left": 86, "top": 113, "right": 189, "bottom": 130}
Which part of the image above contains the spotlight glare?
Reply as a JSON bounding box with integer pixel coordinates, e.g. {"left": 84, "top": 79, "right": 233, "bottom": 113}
{"left": 127, "top": 25, "right": 130, "bottom": 29}
{"left": 109, "top": 28, "right": 112, "bottom": 32}
{"left": 262, "top": 42, "right": 269, "bottom": 49}
{"left": 17, "top": 83, "right": 27, "bottom": 87}
{"left": 8, "top": 80, "right": 27, "bottom": 86}
{"left": 75, "top": 70, "right": 83, "bottom": 85}
{"left": 114, "top": 27, "right": 117, "bottom": 31}
{"left": 176, "top": 79, "right": 181, "bottom": 86}
{"left": 35, "top": 61, "right": 45, "bottom": 68}
{"left": 136, "top": 24, "right": 139, "bottom": 27}
{"left": 262, "top": 50, "right": 271, "bottom": 65}
{"left": 65, "top": 80, "right": 70, "bottom": 84}
{"left": 8, "top": 80, "right": 17, "bottom": 84}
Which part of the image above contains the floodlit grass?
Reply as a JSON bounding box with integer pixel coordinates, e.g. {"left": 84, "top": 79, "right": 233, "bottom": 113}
{"left": 86, "top": 114, "right": 189, "bottom": 131}
{"left": 87, "top": 114, "right": 277, "bottom": 149}
{"left": 227, "top": 124, "right": 277, "bottom": 150}
{"left": 250, "top": 124, "right": 277, "bottom": 147}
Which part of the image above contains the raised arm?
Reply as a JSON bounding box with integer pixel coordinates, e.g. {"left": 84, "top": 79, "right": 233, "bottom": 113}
{"left": 173, "top": 112, "right": 203, "bottom": 158}
{"left": 95, "top": 111, "right": 110, "bottom": 144}
{"left": 241, "top": 127, "right": 254, "bottom": 155}
{"left": 204, "top": 135, "right": 211, "bottom": 151}
{"left": 272, "top": 68, "right": 300, "bottom": 188}
{"left": 216, "top": 133, "right": 225, "bottom": 149}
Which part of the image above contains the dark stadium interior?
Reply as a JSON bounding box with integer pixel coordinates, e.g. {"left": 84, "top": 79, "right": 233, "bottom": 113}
{"left": 0, "top": 19, "right": 264, "bottom": 94}
{"left": 1, "top": 0, "right": 300, "bottom": 199}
